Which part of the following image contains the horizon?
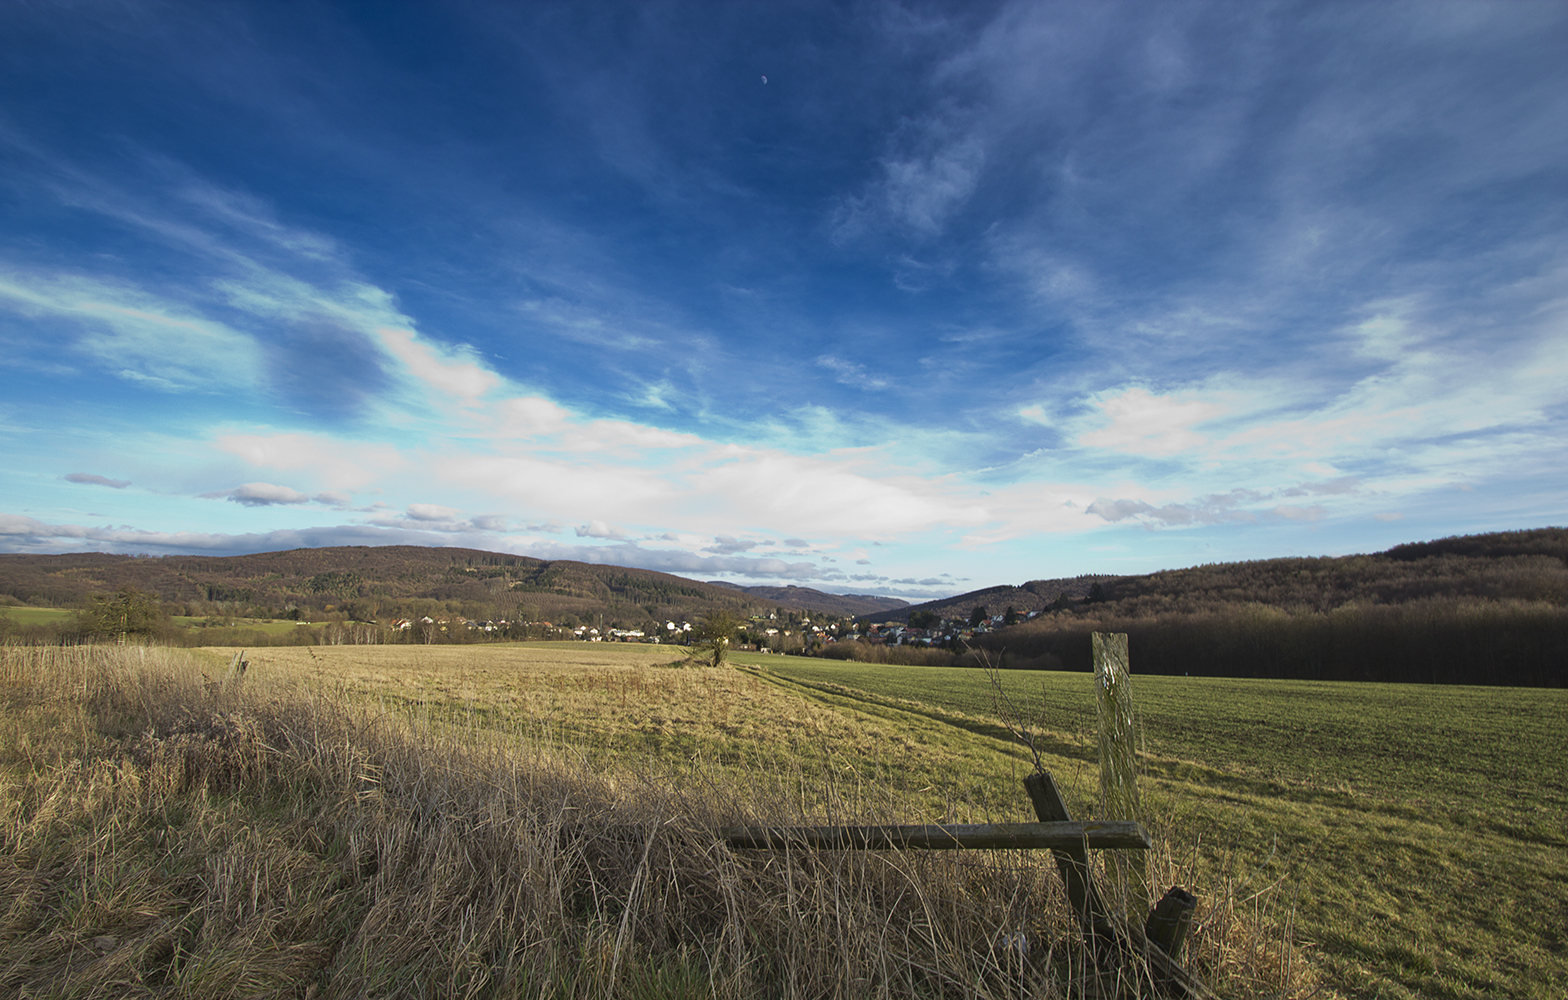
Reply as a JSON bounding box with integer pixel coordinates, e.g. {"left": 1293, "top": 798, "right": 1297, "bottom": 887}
{"left": 3, "top": 3, "right": 1565, "bottom": 601}
{"left": 3, "top": 526, "right": 1537, "bottom": 609}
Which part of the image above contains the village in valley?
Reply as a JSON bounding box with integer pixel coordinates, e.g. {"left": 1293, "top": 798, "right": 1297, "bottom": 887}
{"left": 383, "top": 604, "right": 1049, "bottom": 652}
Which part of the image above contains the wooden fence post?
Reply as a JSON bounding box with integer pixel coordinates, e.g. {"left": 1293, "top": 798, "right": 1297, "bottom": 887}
{"left": 1145, "top": 886, "right": 1197, "bottom": 957}
{"left": 1094, "top": 631, "right": 1147, "bottom": 916}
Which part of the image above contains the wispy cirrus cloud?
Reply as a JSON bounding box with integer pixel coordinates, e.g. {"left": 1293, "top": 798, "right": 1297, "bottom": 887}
{"left": 0, "top": 269, "right": 263, "bottom": 393}
{"left": 211, "top": 434, "right": 406, "bottom": 492}
{"left": 835, "top": 113, "right": 986, "bottom": 242}
{"left": 816, "top": 356, "right": 889, "bottom": 390}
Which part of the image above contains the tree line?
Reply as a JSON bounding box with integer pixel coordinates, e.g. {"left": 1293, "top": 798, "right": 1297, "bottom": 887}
{"left": 838, "top": 528, "right": 1568, "bottom": 687}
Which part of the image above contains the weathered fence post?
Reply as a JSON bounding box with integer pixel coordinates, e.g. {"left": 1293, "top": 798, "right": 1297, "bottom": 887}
{"left": 1093, "top": 632, "right": 1139, "bottom": 819}
{"left": 1094, "top": 631, "right": 1147, "bottom": 917}
{"left": 1145, "top": 886, "right": 1197, "bottom": 957}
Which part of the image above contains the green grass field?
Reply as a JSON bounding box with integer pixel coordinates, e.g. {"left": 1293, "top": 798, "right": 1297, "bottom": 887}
{"left": 1, "top": 606, "right": 312, "bottom": 636}
{"left": 2, "top": 641, "right": 1562, "bottom": 998}
{"left": 749, "top": 657, "right": 1568, "bottom": 998}
{"left": 0, "top": 606, "right": 74, "bottom": 626}
{"left": 174, "top": 616, "right": 315, "bottom": 635}
{"left": 224, "top": 643, "right": 1568, "bottom": 997}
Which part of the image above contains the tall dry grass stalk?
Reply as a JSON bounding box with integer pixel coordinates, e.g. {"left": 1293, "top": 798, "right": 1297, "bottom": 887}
{"left": 1, "top": 645, "right": 1310, "bottom": 998}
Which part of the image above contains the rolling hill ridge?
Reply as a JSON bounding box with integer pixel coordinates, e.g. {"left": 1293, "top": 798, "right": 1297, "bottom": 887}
{"left": 0, "top": 546, "right": 901, "bottom": 625}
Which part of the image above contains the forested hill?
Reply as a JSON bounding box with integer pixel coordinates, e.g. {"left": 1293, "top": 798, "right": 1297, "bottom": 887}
{"left": 868, "top": 527, "right": 1568, "bottom": 626}
{"left": 956, "top": 527, "right": 1566, "bottom": 687}
{"left": 0, "top": 546, "right": 898, "bottom": 624}
{"left": 859, "top": 574, "right": 1121, "bottom": 624}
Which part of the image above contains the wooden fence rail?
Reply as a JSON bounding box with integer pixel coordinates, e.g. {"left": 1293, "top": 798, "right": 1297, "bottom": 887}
{"left": 719, "top": 819, "right": 1151, "bottom": 852}
{"left": 719, "top": 633, "right": 1215, "bottom": 997}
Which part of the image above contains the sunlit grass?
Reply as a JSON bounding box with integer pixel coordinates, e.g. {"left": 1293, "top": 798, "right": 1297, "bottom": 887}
{"left": 0, "top": 606, "right": 74, "bottom": 627}
{"left": 761, "top": 657, "right": 1568, "bottom": 999}
{"left": 15, "top": 640, "right": 1554, "bottom": 997}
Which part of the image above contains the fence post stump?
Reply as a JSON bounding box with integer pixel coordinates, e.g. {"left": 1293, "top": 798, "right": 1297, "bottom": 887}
{"left": 1145, "top": 886, "right": 1197, "bottom": 957}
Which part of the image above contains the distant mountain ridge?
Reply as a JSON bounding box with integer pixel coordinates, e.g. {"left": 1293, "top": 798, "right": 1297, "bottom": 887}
{"left": 0, "top": 546, "right": 900, "bottom": 625}
{"left": 2, "top": 528, "right": 1563, "bottom": 647}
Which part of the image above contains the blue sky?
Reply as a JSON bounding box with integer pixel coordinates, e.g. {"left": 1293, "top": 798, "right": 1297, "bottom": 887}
{"left": 2, "top": 1, "right": 1565, "bottom": 600}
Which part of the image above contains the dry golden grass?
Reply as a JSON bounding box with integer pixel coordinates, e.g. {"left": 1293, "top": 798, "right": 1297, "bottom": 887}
{"left": 0, "top": 643, "right": 1309, "bottom": 998}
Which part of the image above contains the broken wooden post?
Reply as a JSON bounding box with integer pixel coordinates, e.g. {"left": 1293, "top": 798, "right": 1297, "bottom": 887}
{"left": 1024, "top": 769, "right": 1215, "bottom": 997}
{"left": 1145, "top": 886, "right": 1197, "bottom": 957}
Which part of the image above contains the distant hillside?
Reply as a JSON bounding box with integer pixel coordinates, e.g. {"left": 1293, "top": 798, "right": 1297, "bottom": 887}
{"left": 864, "top": 528, "right": 1568, "bottom": 627}
{"left": 708, "top": 583, "right": 907, "bottom": 618}
{"left": 4, "top": 529, "right": 1563, "bottom": 684}
{"left": 964, "top": 527, "right": 1568, "bottom": 687}
{"left": 1382, "top": 526, "right": 1568, "bottom": 563}
{"left": 0, "top": 546, "right": 886, "bottom": 627}
{"left": 1085, "top": 527, "right": 1568, "bottom": 613}
{"left": 860, "top": 575, "right": 1119, "bottom": 624}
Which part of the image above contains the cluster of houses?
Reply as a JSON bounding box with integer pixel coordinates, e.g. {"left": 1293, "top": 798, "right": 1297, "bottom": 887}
{"left": 852, "top": 609, "right": 1043, "bottom": 647}
{"left": 379, "top": 607, "right": 1043, "bottom": 648}
{"left": 385, "top": 616, "right": 701, "bottom": 643}
{"left": 566, "top": 621, "right": 689, "bottom": 642}
{"left": 388, "top": 616, "right": 514, "bottom": 634}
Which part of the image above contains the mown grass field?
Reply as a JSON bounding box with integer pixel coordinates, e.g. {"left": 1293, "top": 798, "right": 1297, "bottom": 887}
{"left": 0, "top": 606, "right": 74, "bottom": 626}
{"left": 754, "top": 656, "right": 1568, "bottom": 998}
{"left": 0, "top": 606, "right": 312, "bottom": 636}
{"left": 3, "top": 641, "right": 1563, "bottom": 998}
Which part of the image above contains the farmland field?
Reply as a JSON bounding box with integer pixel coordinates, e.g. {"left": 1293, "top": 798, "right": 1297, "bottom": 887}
{"left": 216, "top": 643, "right": 1568, "bottom": 997}
{"left": 2, "top": 641, "right": 1564, "bottom": 998}
{"left": 0, "top": 605, "right": 317, "bottom": 636}
{"left": 757, "top": 656, "right": 1568, "bottom": 998}
{"left": 0, "top": 606, "right": 73, "bottom": 626}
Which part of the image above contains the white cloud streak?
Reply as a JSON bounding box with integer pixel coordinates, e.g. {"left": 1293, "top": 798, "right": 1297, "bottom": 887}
{"left": 64, "top": 473, "right": 131, "bottom": 489}
{"left": 200, "top": 482, "right": 351, "bottom": 508}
